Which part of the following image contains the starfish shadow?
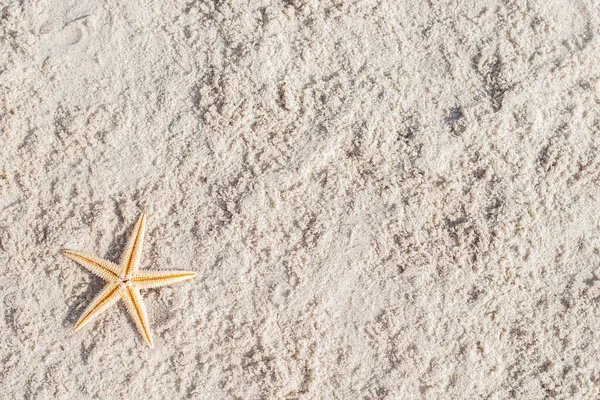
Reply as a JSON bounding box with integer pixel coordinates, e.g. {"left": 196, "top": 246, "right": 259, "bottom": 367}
{"left": 105, "top": 220, "right": 137, "bottom": 263}
{"left": 62, "top": 276, "right": 106, "bottom": 327}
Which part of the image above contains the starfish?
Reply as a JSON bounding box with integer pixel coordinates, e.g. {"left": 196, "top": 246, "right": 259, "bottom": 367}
{"left": 61, "top": 212, "right": 196, "bottom": 347}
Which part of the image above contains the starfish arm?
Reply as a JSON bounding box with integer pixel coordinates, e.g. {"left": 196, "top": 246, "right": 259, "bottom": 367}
{"left": 73, "top": 283, "right": 122, "bottom": 331}
{"left": 120, "top": 212, "right": 147, "bottom": 278}
{"left": 61, "top": 250, "right": 121, "bottom": 282}
{"left": 131, "top": 270, "right": 197, "bottom": 289}
{"left": 123, "top": 286, "right": 153, "bottom": 346}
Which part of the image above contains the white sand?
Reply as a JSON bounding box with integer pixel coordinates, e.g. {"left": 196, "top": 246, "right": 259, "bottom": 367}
{"left": 2, "top": 0, "right": 600, "bottom": 398}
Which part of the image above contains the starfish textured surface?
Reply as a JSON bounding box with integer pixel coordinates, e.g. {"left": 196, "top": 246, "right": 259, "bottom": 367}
{"left": 61, "top": 212, "right": 196, "bottom": 347}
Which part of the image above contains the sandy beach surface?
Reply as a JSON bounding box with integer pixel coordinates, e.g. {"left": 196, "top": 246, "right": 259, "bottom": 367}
{"left": 2, "top": 0, "right": 600, "bottom": 398}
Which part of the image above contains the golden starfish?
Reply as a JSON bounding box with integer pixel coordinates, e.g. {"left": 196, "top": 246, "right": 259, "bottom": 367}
{"left": 61, "top": 212, "right": 196, "bottom": 347}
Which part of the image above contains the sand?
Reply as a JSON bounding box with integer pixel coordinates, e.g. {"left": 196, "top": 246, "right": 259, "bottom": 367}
{"left": 2, "top": 0, "right": 600, "bottom": 398}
